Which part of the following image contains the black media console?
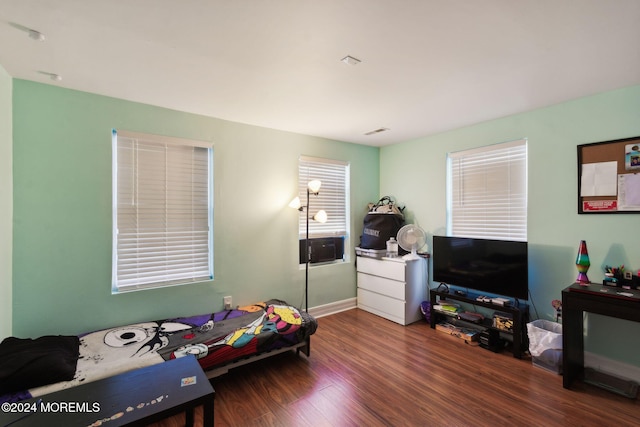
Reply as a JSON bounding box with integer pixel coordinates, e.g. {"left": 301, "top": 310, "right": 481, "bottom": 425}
{"left": 430, "top": 288, "right": 529, "bottom": 359}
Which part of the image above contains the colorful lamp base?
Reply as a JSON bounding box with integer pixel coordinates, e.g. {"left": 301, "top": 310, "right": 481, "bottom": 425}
{"left": 575, "top": 240, "right": 590, "bottom": 285}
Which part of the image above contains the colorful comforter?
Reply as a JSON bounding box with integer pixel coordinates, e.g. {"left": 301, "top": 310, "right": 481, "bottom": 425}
{"left": 1, "top": 299, "right": 317, "bottom": 400}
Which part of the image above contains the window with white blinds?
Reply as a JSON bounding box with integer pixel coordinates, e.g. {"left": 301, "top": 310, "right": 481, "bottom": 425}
{"left": 297, "top": 156, "right": 350, "bottom": 239}
{"left": 447, "top": 139, "right": 527, "bottom": 241}
{"left": 112, "top": 130, "right": 214, "bottom": 293}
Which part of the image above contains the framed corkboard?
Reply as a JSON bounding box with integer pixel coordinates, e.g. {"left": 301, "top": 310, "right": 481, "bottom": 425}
{"left": 578, "top": 136, "right": 640, "bottom": 214}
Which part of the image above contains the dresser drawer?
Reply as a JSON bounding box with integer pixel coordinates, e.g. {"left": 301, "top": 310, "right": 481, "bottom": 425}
{"left": 355, "top": 255, "right": 428, "bottom": 326}
{"left": 357, "top": 272, "right": 405, "bottom": 300}
{"left": 356, "top": 256, "right": 406, "bottom": 281}
{"left": 357, "top": 288, "right": 406, "bottom": 324}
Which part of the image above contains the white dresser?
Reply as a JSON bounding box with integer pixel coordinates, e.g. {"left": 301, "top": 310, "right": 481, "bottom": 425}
{"left": 356, "top": 256, "right": 428, "bottom": 325}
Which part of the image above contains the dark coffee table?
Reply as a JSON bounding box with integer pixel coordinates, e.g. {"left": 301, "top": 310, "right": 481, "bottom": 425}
{"left": 0, "top": 355, "right": 214, "bottom": 426}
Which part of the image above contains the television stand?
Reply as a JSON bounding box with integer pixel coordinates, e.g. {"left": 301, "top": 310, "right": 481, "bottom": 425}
{"left": 430, "top": 288, "right": 529, "bottom": 359}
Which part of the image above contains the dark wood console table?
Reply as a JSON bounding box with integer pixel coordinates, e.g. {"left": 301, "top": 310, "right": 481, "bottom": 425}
{"left": 562, "top": 283, "right": 640, "bottom": 389}
{"left": 0, "top": 355, "right": 214, "bottom": 426}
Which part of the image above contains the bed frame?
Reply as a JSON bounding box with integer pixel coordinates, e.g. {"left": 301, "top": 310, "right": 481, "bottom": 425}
{"left": 205, "top": 337, "right": 311, "bottom": 378}
{"left": 2, "top": 301, "right": 315, "bottom": 403}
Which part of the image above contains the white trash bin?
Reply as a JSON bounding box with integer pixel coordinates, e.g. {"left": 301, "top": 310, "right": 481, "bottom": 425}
{"left": 527, "top": 319, "right": 563, "bottom": 374}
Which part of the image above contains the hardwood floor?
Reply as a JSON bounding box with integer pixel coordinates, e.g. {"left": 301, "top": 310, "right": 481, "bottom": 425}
{"left": 151, "top": 308, "right": 639, "bottom": 426}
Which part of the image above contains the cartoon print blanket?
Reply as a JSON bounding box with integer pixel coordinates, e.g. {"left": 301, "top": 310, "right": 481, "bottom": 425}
{"left": 2, "top": 299, "right": 316, "bottom": 400}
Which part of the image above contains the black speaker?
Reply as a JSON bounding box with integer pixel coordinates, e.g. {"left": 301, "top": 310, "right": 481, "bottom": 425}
{"left": 480, "top": 329, "right": 505, "bottom": 353}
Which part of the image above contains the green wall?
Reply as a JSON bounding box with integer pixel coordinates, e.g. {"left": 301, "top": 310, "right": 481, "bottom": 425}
{"left": 10, "top": 77, "right": 640, "bottom": 370}
{"left": 0, "top": 65, "right": 12, "bottom": 340}
{"left": 380, "top": 85, "right": 640, "bottom": 366}
{"left": 11, "top": 80, "right": 379, "bottom": 337}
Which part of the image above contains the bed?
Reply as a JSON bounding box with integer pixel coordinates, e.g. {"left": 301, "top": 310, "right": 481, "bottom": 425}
{"left": 0, "top": 299, "right": 317, "bottom": 402}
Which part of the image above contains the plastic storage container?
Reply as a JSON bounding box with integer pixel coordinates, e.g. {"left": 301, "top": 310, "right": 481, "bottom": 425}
{"left": 527, "top": 319, "right": 563, "bottom": 374}
{"left": 386, "top": 237, "right": 398, "bottom": 258}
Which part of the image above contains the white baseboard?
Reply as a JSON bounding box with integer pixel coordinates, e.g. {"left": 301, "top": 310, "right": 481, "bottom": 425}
{"left": 585, "top": 351, "right": 640, "bottom": 384}
{"left": 309, "top": 297, "right": 357, "bottom": 318}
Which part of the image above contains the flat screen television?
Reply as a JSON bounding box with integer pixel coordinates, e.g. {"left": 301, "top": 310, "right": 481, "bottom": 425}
{"left": 432, "top": 236, "right": 529, "bottom": 300}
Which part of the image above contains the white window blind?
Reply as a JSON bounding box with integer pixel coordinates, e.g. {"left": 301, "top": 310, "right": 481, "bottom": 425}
{"left": 447, "top": 139, "right": 527, "bottom": 241}
{"left": 112, "top": 130, "right": 213, "bottom": 293}
{"left": 297, "top": 156, "right": 350, "bottom": 238}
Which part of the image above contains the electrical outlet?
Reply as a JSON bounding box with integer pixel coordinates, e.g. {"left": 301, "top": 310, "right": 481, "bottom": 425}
{"left": 224, "top": 296, "right": 232, "bottom": 310}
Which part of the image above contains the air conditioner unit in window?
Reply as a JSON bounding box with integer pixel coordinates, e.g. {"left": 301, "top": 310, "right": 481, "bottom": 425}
{"left": 299, "top": 237, "right": 345, "bottom": 264}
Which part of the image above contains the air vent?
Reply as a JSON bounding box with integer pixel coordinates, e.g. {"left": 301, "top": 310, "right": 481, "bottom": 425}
{"left": 364, "top": 127, "right": 389, "bottom": 136}
{"left": 341, "top": 55, "right": 361, "bottom": 66}
{"left": 9, "top": 22, "right": 45, "bottom": 41}
{"left": 37, "top": 71, "right": 62, "bottom": 81}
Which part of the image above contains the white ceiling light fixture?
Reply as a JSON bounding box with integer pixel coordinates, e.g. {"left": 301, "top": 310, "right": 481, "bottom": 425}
{"left": 37, "top": 71, "right": 62, "bottom": 82}
{"left": 341, "top": 55, "right": 361, "bottom": 66}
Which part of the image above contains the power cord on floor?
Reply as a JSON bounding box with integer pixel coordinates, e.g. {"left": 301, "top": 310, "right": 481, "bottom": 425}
{"left": 527, "top": 288, "right": 539, "bottom": 320}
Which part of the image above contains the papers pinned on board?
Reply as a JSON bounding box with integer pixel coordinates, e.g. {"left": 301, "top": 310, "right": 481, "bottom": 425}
{"left": 578, "top": 137, "right": 640, "bottom": 214}
{"left": 618, "top": 173, "right": 640, "bottom": 211}
{"left": 580, "top": 161, "right": 618, "bottom": 197}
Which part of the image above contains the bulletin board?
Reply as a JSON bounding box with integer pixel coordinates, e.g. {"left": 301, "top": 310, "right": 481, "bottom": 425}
{"left": 578, "top": 136, "right": 640, "bottom": 214}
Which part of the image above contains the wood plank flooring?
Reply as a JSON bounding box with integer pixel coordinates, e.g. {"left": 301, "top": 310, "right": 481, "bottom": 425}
{"left": 151, "top": 308, "right": 639, "bottom": 427}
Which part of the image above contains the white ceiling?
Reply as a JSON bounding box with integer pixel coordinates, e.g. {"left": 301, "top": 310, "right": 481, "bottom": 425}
{"left": 1, "top": 1, "right": 639, "bottom": 146}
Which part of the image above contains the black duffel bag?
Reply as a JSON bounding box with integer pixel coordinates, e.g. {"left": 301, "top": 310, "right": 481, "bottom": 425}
{"left": 359, "top": 197, "right": 405, "bottom": 250}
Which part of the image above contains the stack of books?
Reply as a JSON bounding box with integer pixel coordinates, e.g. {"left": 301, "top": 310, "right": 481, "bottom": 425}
{"left": 432, "top": 300, "right": 461, "bottom": 314}
{"left": 435, "top": 322, "right": 480, "bottom": 342}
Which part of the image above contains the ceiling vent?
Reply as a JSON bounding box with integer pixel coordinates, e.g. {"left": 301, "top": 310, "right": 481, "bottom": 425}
{"left": 364, "top": 127, "right": 389, "bottom": 136}
{"left": 9, "top": 22, "right": 45, "bottom": 41}
{"left": 341, "top": 55, "right": 361, "bottom": 66}
{"left": 38, "top": 71, "right": 62, "bottom": 81}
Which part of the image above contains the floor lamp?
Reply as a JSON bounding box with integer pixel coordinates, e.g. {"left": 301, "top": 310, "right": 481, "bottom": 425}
{"left": 289, "top": 179, "right": 327, "bottom": 312}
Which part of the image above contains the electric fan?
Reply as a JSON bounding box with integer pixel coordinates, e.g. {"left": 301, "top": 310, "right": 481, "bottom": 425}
{"left": 396, "top": 224, "right": 427, "bottom": 260}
